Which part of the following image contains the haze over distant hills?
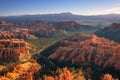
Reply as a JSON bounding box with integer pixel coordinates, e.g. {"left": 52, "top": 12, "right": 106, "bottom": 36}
{"left": 95, "top": 23, "right": 120, "bottom": 42}
{"left": 0, "top": 12, "right": 120, "bottom": 26}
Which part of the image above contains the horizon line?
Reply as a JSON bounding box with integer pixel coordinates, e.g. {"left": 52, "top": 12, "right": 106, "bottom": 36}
{"left": 0, "top": 12, "right": 120, "bottom": 17}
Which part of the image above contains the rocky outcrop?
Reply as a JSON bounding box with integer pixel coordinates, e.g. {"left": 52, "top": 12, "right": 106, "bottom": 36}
{"left": 29, "top": 26, "right": 68, "bottom": 38}
{"left": 0, "top": 39, "right": 29, "bottom": 63}
{"left": 43, "top": 67, "right": 85, "bottom": 80}
{"left": 0, "top": 60, "right": 40, "bottom": 80}
{"left": 0, "top": 20, "right": 68, "bottom": 38}
{"left": 40, "top": 34, "right": 120, "bottom": 79}
{"left": 0, "top": 20, "right": 101, "bottom": 38}
{"left": 102, "top": 74, "right": 118, "bottom": 80}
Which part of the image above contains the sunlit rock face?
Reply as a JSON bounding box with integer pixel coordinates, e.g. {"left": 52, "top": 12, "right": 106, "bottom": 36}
{"left": 41, "top": 34, "right": 120, "bottom": 71}
{"left": 0, "top": 39, "right": 29, "bottom": 63}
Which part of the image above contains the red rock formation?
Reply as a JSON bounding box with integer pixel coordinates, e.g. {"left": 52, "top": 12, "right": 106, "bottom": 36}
{"left": 0, "top": 61, "right": 39, "bottom": 80}
{"left": 40, "top": 34, "right": 120, "bottom": 79}
{"left": 0, "top": 20, "right": 68, "bottom": 38}
{"left": 0, "top": 39, "right": 29, "bottom": 63}
{"left": 102, "top": 74, "right": 118, "bottom": 80}
{"left": 43, "top": 67, "right": 85, "bottom": 80}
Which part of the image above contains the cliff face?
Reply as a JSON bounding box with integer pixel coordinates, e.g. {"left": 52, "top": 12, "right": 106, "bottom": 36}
{"left": 0, "top": 20, "right": 37, "bottom": 40}
{"left": 0, "top": 20, "right": 101, "bottom": 39}
{"left": 0, "top": 20, "right": 68, "bottom": 38}
{"left": 40, "top": 34, "right": 120, "bottom": 78}
{"left": 0, "top": 39, "right": 29, "bottom": 63}
{"left": 29, "top": 25, "right": 68, "bottom": 38}
{"left": 95, "top": 23, "right": 120, "bottom": 43}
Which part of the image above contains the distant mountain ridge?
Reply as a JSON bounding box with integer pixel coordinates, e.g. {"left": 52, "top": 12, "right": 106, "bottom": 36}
{"left": 0, "top": 12, "right": 120, "bottom": 25}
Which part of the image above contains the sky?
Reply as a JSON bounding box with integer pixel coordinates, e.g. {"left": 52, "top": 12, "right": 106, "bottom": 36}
{"left": 0, "top": 0, "right": 120, "bottom": 16}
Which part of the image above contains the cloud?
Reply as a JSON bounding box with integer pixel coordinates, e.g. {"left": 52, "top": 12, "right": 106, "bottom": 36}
{"left": 74, "top": 7, "right": 120, "bottom": 15}
{"left": 102, "top": 7, "right": 120, "bottom": 14}
{"left": 91, "top": 7, "right": 120, "bottom": 15}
